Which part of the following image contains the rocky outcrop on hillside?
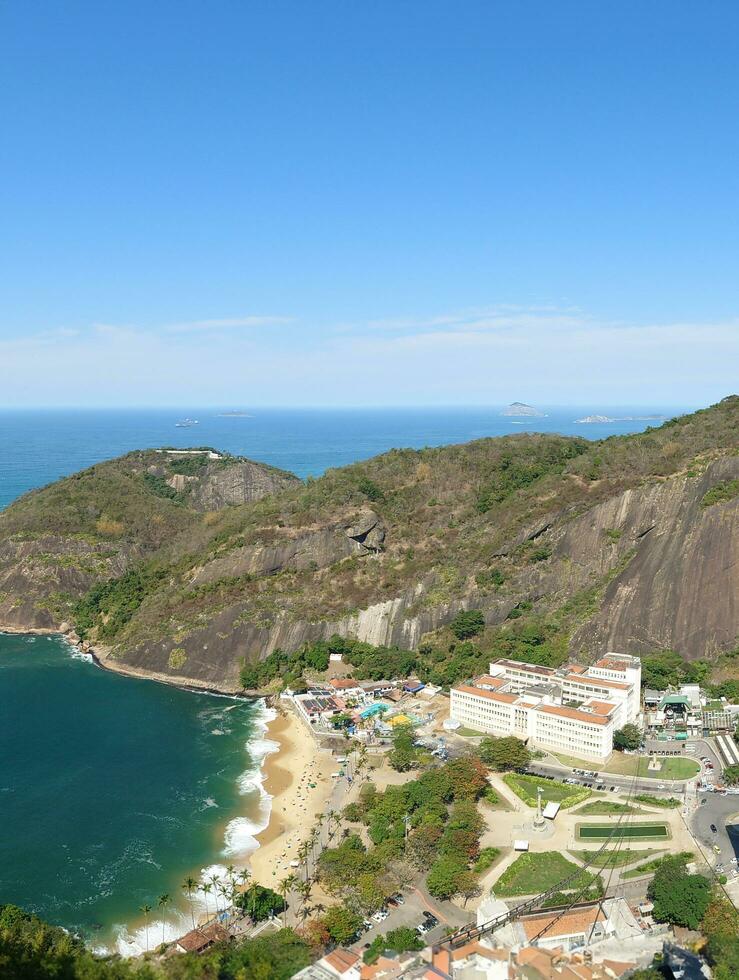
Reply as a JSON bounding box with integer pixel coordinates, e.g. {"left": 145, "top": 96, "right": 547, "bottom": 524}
{"left": 168, "top": 457, "right": 299, "bottom": 510}
{"left": 192, "top": 509, "right": 386, "bottom": 585}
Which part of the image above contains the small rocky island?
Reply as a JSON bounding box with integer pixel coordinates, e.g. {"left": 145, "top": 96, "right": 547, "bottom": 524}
{"left": 500, "top": 401, "right": 547, "bottom": 417}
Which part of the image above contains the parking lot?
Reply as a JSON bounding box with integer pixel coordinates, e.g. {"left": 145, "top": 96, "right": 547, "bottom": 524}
{"left": 347, "top": 886, "right": 465, "bottom": 954}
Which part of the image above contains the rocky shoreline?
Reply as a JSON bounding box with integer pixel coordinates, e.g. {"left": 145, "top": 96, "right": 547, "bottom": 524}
{"left": 0, "top": 620, "right": 250, "bottom": 699}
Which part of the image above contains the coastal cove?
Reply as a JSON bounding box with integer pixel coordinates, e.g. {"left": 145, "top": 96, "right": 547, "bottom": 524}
{"left": 0, "top": 632, "right": 277, "bottom": 953}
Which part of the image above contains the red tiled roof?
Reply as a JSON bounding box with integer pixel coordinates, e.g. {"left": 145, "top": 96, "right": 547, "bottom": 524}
{"left": 324, "top": 947, "right": 360, "bottom": 972}
{"left": 521, "top": 905, "right": 605, "bottom": 941}
{"left": 176, "top": 922, "right": 229, "bottom": 952}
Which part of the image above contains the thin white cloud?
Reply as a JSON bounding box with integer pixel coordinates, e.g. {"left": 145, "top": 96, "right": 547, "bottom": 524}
{"left": 0, "top": 305, "right": 736, "bottom": 407}
{"left": 163, "top": 315, "right": 293, "bottom": 333}
{"left": 363, "top": 304, "right": 589, "bottom": 333}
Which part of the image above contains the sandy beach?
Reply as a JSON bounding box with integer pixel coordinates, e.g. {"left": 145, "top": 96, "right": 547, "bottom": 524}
{"left": 248, "top": 708, "right": 335, "bottom": 884}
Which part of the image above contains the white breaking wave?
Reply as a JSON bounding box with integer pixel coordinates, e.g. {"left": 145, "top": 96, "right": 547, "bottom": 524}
{"left": 114, "top": 908, "right": 190, "bottom": 957}
{"left": 225, "top": 699, "right": 278, "bottom": 857}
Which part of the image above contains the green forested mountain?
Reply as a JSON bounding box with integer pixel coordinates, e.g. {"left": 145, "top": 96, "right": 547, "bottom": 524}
{"left": 0, "top": 397, "right": 737, "bottom": 689}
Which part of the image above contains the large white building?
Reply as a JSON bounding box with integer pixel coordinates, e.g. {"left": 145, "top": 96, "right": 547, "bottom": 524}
{"left": 449, "top": 653, "right": 641, "bottom": 762}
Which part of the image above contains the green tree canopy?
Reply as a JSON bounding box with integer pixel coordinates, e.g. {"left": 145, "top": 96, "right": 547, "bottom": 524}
{"left": 449, "top": 609, "right": 485, "bottom": 639}
{"left": 613, "top": 723, "right": 642, "bottom": 751}
{"left": 478, "top": 735, "right": 531, "bottom": 771}
{"left": 647, "top": 856, "right": 711, "bottom": 930}
{"left": 321, "top": 904, "right": 364, "bottom": 945}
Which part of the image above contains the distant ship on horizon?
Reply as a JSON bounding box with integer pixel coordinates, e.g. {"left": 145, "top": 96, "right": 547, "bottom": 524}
{"left": 175, "top": 418, "right": 199, "bottom": 427}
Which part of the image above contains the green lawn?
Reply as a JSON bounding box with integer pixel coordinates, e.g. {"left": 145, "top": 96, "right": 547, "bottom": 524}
{"left": 552, "top": 751, "right": 699, "bottom": 780}
{"left": 456, "top": 726, "right": 484, "bottom": 737}
{"left": 494, "top": 851, "right": 599, "bottom": 897}
{"left": 569, "top": 848, "right": 663, "bottom": 869}
{"left": 473, "top": 847, "right": 502, "bottom": 873}
{"left": 575, "top": 801, "right": 642, "bottom": 815}
{"left": 503, "top": 773, "right": 590, "bottom": 809}
{"left": 621, "top": 850, "right": 694, "bottom": 880}
{"left": 481, "top": 786, "right": 513, "bottom": 811}
{"left": 577, "top": 822, "right": 670, "bottom": 841}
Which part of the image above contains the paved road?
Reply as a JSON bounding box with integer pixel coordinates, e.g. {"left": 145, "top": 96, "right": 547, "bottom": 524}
{"left": 525, "top": 760, "right": 687, "bottom": 796}
{"left": 690, "top": 792, "right": 739, "bottom": 876}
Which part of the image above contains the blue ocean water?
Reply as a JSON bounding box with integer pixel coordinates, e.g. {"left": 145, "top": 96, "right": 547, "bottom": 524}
{"left": 0, "top": 406, "right": 687, "bottom": 510}
{"left": 0, "top": 634, "right": 273, "bottom": 950}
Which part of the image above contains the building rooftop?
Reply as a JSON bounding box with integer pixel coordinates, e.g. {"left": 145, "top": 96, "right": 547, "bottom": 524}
{"left": 475, "top": 674, "right": 507, "bottom": 689}
{"left": 593, "top": 656, "right": 630, "bottom": 671}
{"left": 520, "top": 904, "right": 605, "bottom": 941}
{"left": 495, "top": 659, "right": 556, "bottom": 676}
{"left": 454, "top": 684, "right": 520, "bottom": 704}
{"left": 563, "top": 673, "right": 630, "bottom": 691}
{"left": 536, "top": 703, "right": 612, "bottom": 726}
{"left": 586, "top": 699, "right": 619, "bottom": 715}
{"left": 175, "top": 922, "right": 229, "bottom": 953}
{"left": 323, "top": 948, "right": 360, "bottom": 973}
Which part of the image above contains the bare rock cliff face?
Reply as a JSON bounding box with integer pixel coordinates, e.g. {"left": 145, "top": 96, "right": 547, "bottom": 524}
{"left": 569, "top": 457, "right": 738, "bottom": 659}
{"left": 188, "top": 460, "right": 300, "bottom": 510}
{"left": 0, "top": 536, "right": 132, "bottom": 630}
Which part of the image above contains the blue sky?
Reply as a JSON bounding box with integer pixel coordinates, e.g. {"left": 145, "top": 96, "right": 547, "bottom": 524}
{"left": 1, "top": 1, "right": 737, "bottom": 407}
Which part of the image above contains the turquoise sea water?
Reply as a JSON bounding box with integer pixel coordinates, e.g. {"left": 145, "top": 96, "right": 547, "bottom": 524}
{"left": 0, "top": 406, "right": 685, "bottom": 947}
{"left": 0, "top": 633, "right": 273, "bottom": 951}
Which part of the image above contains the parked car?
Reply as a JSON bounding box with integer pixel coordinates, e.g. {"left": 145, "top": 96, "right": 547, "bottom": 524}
{"left": 424, "top": 913, "right": 439, "bottom": 927}
{"left": 416, "top": 922, "right": 429, "bottom": 935}
{"left": 710, "top": 824, "right": 718, "bottom": 834}
{"left": 392, "top": 893, "right": 405, "bottom": 905}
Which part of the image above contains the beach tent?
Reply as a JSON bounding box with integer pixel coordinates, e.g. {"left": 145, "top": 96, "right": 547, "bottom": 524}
{"left": 389, "top": 713, "right": 412, "bottom": 726}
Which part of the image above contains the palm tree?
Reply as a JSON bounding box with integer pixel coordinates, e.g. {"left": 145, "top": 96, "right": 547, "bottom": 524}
{"left": 298, "top": 879, "right": 312, "bottom": 911}
{"left": 297, "top": 841, "right": 308, "bottom": 881}
{"left": 201, "top": 882, "right": 212, "bottom": 921}
{"left": 157, "top": 894, "right": 170, "bottom": 948}
{"left": 278, "top": 874, "right": 295, "bottom": 928}
{"left": 139, "top": 904, "right": 152, "bottom": 954}
{"left": 308, "top": 827, "right": 320, "bottom": 875}
{"left": 209, "top": 874, "right": 221, "bottom": 914}
{"left": 218, "top": 882, "right": 231, "bottom": 914}
{"left": 182, "top": 876, "right": 197, "bottom": 930}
